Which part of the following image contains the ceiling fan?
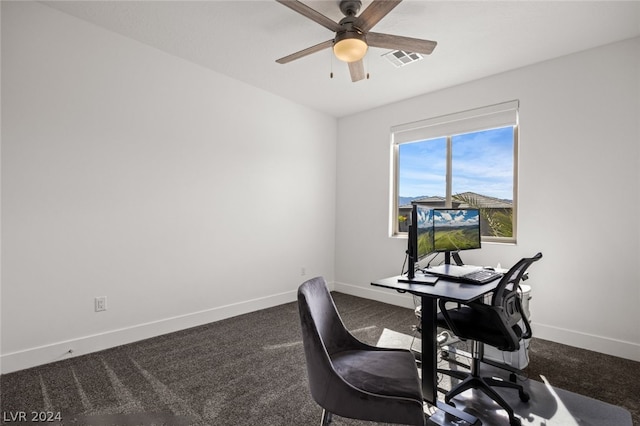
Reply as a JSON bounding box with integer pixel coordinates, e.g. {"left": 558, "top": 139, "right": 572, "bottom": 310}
{"left": 275, "top": 0, "right": 437, "bottom": 82}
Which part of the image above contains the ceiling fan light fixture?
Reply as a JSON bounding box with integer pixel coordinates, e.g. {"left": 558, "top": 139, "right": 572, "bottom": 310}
{"left": 275, "top": 0, "right": 437, "bottom": 82}
{"left": 333, "top": 31, "right": 368, "bottom": 63}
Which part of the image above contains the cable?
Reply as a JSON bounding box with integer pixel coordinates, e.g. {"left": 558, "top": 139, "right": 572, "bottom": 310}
{"left": 424, "top": 252, "right": 440, "bottom": 269}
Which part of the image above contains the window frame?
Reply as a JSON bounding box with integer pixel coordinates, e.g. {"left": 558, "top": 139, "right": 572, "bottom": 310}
{"left": 390, "top": 101, "right": 519, "bottom": 244}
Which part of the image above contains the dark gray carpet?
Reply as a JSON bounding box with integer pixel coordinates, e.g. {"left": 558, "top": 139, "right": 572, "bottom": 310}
{"left": 526, "top": 337, "right": 640, "bottom": 425}
{"left": 1, "top": 292, "right": 637, "bottom": 425}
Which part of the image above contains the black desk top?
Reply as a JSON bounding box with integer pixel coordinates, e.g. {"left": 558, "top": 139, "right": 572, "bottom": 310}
{"left": 371, "top": 274, "right": 500, "bottom": 303}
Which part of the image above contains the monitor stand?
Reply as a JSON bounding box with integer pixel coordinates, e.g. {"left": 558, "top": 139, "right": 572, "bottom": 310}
{"left": 445, "top": 251, "right": 464, "bottom": 266}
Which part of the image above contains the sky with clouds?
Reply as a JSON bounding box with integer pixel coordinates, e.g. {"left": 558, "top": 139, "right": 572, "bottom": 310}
{"left": 398, "top": 126, "right": 514, "bottom": 200}
{"left": 433, "top": 209, "right": 479, "bottom": 228}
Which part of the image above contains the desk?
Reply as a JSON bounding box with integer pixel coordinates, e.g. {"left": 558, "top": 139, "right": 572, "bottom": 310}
{"left": 371, "top": 275, "right": 501, "bottom": 424}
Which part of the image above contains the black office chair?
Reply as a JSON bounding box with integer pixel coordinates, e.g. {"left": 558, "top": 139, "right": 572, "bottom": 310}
{"left": 297, "top": 277, "right": 426, "bottom": 426}
{"left": 436, "top": 252, "right": 542, "bottom": 426}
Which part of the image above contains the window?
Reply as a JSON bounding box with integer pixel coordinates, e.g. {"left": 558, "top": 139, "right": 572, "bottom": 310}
{"left": 391, "top": 101, "right": 518, "bottom": 243}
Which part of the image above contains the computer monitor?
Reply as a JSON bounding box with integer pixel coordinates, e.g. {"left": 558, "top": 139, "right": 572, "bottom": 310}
{"left": 406, "top": 205, "right": 434, "bottom": 280}
{"left": 432, "top": 208, "right": 481, "bottom": 253}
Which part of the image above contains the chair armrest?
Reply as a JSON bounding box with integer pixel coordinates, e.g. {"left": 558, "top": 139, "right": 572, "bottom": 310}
{"left": 438, "top": 298, "right": 464, "bottom": 337}
{"left": 516, "top": 296, "right": 532, "bottom": 339}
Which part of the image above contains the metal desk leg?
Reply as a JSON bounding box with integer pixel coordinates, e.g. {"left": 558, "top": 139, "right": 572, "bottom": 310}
{"left": 421, "top": 296, "right": 478, "bottom": 425}
{"left": 421, "top": 296, "right": 438, "bottom": 404}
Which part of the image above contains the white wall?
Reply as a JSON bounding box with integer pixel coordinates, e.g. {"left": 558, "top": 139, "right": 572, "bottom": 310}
{"left": 335, "top": 37, "right": 640, "bottom": 362}
{"left": 1, "top": 1, "right": 337, "bottom": 373}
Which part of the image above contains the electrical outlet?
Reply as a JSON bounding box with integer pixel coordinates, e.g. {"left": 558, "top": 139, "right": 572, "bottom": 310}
{"left": 95, "top": 296, "right": 107, "bottom": 312}
{"left": 301, "top": 267, "right": 306, "bottom": 276}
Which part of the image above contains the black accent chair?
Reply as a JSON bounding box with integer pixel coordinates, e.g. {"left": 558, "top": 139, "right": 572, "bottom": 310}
{"left": 297, "top": 277, "right": 425, "bottom": 426}
{"left": 436, "top": 253, "right": 542, "bottom": 426}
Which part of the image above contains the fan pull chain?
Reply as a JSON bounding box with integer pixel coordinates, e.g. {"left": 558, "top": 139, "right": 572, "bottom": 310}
{"left": 330, "top": 51, "right": 334, "bottom": 79}
{"left": 366, "top": 55, "right": 370, "bottom": 79}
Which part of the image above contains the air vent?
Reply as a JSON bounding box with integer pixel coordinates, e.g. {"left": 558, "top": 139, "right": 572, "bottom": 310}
{"left": 382, "top": 50, "right": 423, "bottom": 67}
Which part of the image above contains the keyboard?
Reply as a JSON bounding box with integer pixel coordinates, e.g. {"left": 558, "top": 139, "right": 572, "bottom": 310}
{"left": 460, "top": 269, "right": 503, "bottom": 284}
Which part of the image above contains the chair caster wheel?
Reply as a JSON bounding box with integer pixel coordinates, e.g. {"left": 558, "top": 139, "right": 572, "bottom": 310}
{"left": 509, "top": 417, "right": 522, "bottom": 426}
{"left": 519, "top": 391, "right": 530, "bottom": 402}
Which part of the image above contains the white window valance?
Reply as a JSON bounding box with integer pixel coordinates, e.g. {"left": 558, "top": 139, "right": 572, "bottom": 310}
{"left": 391, "top": 100, "right": 519, "bottom": 144}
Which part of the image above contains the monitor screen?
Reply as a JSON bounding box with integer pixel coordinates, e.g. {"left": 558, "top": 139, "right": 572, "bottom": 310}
{"left": 415, "top": 205, "right": 434, "bottom": 260}
{"left": 433, "top": 209, "right": 481, "bottom": 252}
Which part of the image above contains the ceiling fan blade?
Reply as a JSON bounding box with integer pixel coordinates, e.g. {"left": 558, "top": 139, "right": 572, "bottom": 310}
{"left": 355, "top": 0, "right": 402, "bottom": 32}
{"left": 367, "top": 32, "right": 437, "bottom": 55}
{"left": 348, "top": 60, "right": 366, "bottom": 82}
{"left": 276, "top": 0, "right": 341, "bottom": 32}
{"left": 276, "top": 39, "right": 334, "bottom": 64}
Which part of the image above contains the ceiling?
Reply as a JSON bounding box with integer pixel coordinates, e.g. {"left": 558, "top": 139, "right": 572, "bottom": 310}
{"left": 42, "top": 1, "right": 640, "bottom": 118}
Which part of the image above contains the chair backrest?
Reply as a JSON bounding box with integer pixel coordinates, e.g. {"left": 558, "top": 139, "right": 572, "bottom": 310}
{"left": 298, "top": 276, "right": 357, "bottom": 355}
{"left": 297, "top": 277, "right": 354, "bottom": 406}
{"left": 490, "top": 252, "right": 542, "bottom": 340}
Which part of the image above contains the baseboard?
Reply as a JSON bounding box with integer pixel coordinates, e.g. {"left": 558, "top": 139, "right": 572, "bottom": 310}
{"left": 333, "top": 281, "right": 415, "bottom": 309}
{"left": 533, "top": 322, "right": 640, "bottom": 362}
{"left": 1, "top": 290, "right": 297, "bottom": 374}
